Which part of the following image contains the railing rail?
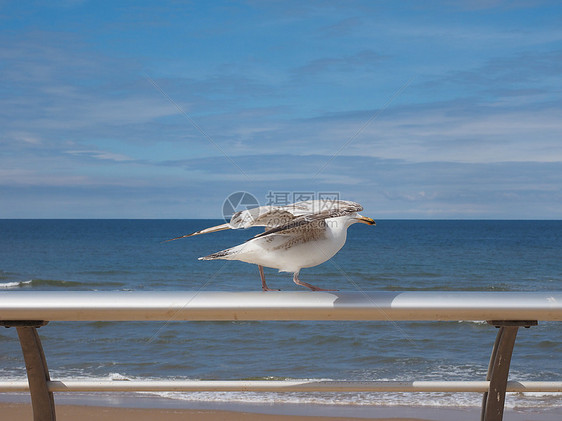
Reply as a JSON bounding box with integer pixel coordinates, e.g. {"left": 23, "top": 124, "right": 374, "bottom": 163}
{"left": 1, "top": 290, "right": 561, "bottom": 321}
{"left": 1, "top": 379, "right": 562, "bottom": 393}
{"left": 1, "top": 291, "right": 561, "bottom": 421}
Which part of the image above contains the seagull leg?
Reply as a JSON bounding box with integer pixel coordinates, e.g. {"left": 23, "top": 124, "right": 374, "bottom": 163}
{"left": 293, "top": 272, "right": 338, "bottom": 291}
{"left": 259, "top": 265, "right": 280, "bottom": 292}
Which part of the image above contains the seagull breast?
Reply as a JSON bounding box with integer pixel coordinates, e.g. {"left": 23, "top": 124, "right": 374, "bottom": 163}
{"left": 226, "top": 215, "right": 351, "bottom": 273}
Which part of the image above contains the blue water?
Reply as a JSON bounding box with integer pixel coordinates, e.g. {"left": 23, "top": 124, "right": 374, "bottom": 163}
{"left": 0, "top": 220, "right": 561, "bottom": 411}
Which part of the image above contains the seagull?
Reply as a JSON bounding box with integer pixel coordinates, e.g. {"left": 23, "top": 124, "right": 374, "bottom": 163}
{"left": 166, "top": 200, "right": 375, "bottom": 291}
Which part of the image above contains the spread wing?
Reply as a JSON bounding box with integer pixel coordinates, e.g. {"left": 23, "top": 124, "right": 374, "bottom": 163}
{"left": 285, "top": 200, "right": 362, "bottom": 217}
{"left": 252, "top": 200, "right": 363, "bottom": 238}
{"left": 164, "top": 199, "right": 362, "bottom": 241}
{"left": 229, "top": 206, "right": 295, "bottom": 229}
{"left": 232, "top": 200, "right": 362, "bottom": 227}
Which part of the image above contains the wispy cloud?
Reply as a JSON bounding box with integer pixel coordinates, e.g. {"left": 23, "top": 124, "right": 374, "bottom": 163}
{"left": 64, "top": 150, "right": 136, "bottom": 162}
{"left": 3, "top": 153, "right": 560, "bottom": 218}
{"left": 292, "top": 49, "right": 387, "bottom": 80}
{"left": 319, "top": 16, "right": 363, "bottom": 37}
{"left": 432, "top": 50, "right": 562, "bottom": 92}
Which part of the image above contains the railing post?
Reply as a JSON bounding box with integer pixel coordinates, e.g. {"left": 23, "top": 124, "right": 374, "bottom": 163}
{"left": 1, "top": 321, "right": 56, "bottom": 421}
{"left": 481, "top": 320, "right": 537, "bottom": 421}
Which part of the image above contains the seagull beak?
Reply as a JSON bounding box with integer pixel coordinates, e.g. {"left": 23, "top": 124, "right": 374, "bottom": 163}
{"left": 356, "top": 216, "right": 376, "bottom": 225}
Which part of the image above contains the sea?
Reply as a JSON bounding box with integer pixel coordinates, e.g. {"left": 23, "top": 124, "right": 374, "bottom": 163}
{"left": 0, "top": 219, "right": 561, "bottom": 419}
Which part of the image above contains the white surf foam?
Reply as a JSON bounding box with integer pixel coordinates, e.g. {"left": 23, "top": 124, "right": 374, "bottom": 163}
{"left": 0, "top": 280, "right": 32, "bottom": 289}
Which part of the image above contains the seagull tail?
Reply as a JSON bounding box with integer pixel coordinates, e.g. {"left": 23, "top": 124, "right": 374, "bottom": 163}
{"left": 199, "top": 247, "right": 237, "bottom": 261}
{"left": 163, "top": 223, "right": 231, "bottom": 242}
{"left": 199, "top": 242, "right": 246, "bottom": 261}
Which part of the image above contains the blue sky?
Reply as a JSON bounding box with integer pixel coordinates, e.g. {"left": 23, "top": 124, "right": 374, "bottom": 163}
{"left": 1, "top": 1, "right": 561, "bottom": 218}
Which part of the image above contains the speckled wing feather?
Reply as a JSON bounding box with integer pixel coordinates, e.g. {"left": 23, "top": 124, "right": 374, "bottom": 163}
{"left": 231, "top": 200, "right": 362, "bottom": 229}
{"left": 230, "top": 207, "right": 295, "bottom": 229}
{"left": 287, "top": 200, "right": 363, "bottom": 216}
{"left": 166, "top": 200, "right": 363, "bottom": 242}
{"left": 252, "top": 200, "right": 363, "bottom": 239}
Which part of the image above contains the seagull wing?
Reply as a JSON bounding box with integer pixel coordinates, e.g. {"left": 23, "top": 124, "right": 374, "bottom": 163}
{"left": 164, "top": 206, "right": 295, "bottom": 241}
{"left": 252, "top": 200, "right": 363, "bottom": 239}
{"left": 163, "top": 223, "right": 231, "bottom": 241}
{"left": 230, "top": 206, "right": 295, "bottom": 229}
{"left": 232, "top": 200, "right": 363, "bottom": 228}
{"left": 287, "top": 200, "right": 363, "bottom": 216}
{"left": 164, "top": 200, "right": 363, "bottom": 241}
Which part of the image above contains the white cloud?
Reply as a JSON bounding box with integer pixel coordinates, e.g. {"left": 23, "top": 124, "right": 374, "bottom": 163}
{"left": 247, "top": 102, "right": 562, "bottom": 165}
{"left": 4, "top": 132, "right": 43, "bottom": 145}
{"left": 64, "top": 150, "right": 135, "bottom": 162}
{"left": 292, "top": 49, "right": 387, "bottom": 79}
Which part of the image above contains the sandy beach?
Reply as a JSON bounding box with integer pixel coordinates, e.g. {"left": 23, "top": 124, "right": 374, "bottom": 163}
{"left": 3, "top": 401, "right": 562, "bottom": 421}
{"left": 0, "top": 402, "right": 429, "bottom": 421}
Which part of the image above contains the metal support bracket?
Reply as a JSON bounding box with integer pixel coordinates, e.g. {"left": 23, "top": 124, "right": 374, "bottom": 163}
{"left": 2, "top": 321, "right": 56, "bottom": 421}
{"left": 481, "top": 320, "right": 538, "bottom": 421}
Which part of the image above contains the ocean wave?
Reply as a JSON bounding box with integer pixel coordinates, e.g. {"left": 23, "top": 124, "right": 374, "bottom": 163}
{"left": 0, "top": 278, "right": 126, "bottom": 289}
{"left": 146, "top": 389, "right": 562, "bottom": 409}
{"left": 0, "top": 280, "right": 32, "bottom": 289}
{"left": 30, "top": 371, "right": 562, "bottom": 409}
{"left": 29, "top": 278, "right": 89, "bottom": 287}
{"left": 1, "top": 367, "right": 559, "bottom": 410}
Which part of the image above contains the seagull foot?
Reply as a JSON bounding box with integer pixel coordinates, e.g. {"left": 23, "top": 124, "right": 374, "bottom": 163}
{"left": 259, "top": 265, "right": 280, "bottom": 291}
{"left": 293, "top": 273, "right": 337, "bottom": 291}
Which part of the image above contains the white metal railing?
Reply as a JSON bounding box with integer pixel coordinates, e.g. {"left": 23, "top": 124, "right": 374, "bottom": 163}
{"left": 1, "top": 290, "right": 561, "bottom": 421}
{"left": 1, "top": 290, "right": 561, "bottom": 321}
{"left": 1, "top": 379, "right": 562, "bottom": 393}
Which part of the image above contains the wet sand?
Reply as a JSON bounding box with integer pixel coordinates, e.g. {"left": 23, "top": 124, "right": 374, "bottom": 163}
{"left": 0, "top": 402, "right": 430, "bottom": 420}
